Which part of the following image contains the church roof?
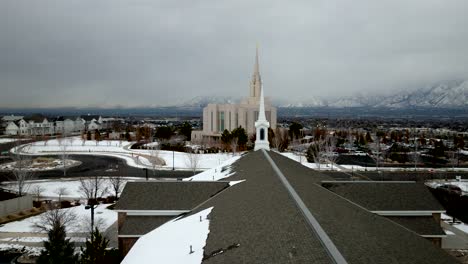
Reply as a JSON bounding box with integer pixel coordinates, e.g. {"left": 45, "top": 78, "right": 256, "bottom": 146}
{"left": 114, "top": 181, "right": 230, "bottom": 211}
{"left": 321, "top": 181, "right": 444, "bottom": 211}
{"left": 384, "top": 216, "right": 446, "bottom": 236}
{"left": 119, "top": 216, "right": 175, "bottom": 236}
{"left": 121, "top": 151, "right": 456, "bottom": 264}
{"left": 192, "top": 151, "right": 456, "bottom": 263}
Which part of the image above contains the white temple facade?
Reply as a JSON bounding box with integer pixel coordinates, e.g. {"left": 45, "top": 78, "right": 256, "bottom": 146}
{"left": 191, "top": 48, "right": 277, "bottom": 143}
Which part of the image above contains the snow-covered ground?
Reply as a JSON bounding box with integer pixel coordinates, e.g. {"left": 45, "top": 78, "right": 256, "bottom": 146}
{"left": 280, "top": 151, "right": 468, "bottom": 172}
{"left": 0, "top": 158, "right": 81, "bottom": 172}
{"left": 0, "top": 138, "right": 28, "bottom": 144}
{"left": 2, "top": 177, "right": 142, "bottom": 200}
{"left": 14, "top": 138, "right": 235, "bottom": 171}
{"left": 442, "top": 213, "right": 468, "bottom": 234}
{"left": 185, "top": 155, "right": 241, "bottom": 181}
{"left": 122, "top": 207, "right": 213, "bottom": 264}
{"left": 0, "top": 204, "right": 116, "bottom": 233}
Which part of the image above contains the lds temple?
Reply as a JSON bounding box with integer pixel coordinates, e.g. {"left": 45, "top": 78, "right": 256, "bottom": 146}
{"left": 191, "top": 48, "right": 277, "bottom": 143}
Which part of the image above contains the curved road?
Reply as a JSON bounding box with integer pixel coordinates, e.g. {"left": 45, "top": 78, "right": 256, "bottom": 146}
{"left": 0, "top": 154, "right": 196, "bottom": 181}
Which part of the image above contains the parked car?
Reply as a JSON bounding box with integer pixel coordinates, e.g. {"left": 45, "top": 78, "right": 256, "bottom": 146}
{"left": 437, "top": 184, "right": 462, "bottom": 195}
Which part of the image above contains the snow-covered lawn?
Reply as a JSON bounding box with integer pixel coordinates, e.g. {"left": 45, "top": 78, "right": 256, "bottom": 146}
{"left": 185, "top": 155, "right": 241, "bottom": 181}
{"left": 0, "top": 204, "right": 116, "bottom": 233}
{"left": 122, "top": 207, "right": 213, "bottom": 264}
{"left": 0, "top": 138, "right": 19, "bottom": 144}
{"left": 442, "top": 213, "right": 468, "bottom": 234}
{"left": 280, "top": 151, "right": 468, "bottom": 172}
{"left": 2, "top": 177, "right": 142, "bottom": 200}
{"left": 0, "top": 158, "right": 81, "bottom": 172}
{"left": 20, "top": 138, "right": 130, "bottom": 153}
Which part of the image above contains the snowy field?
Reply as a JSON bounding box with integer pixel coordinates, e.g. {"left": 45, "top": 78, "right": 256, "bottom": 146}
{"left": 0, "top": 204, "right": 116, "bottom": 234}
{"left": 2, "top": 177, "right": 143, "bottom": 200}
{"left": 442, "top": 213, "right": 468, "bottom": 234}
{"left": 280, "top": 151, "right": 468, "bottom": 172}
{"left": 15, "top": 138, "right": 236, "bottom": 171}
{"left": 0, "top": 138, "right": 28, "bottom": 144}
{"left": 0, "top": 158, "right": 81, "bottom": 172}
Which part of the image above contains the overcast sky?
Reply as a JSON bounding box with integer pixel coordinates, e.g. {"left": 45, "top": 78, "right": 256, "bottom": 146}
{"left": 1, "top": 0, "right": 468, "bottom": 108}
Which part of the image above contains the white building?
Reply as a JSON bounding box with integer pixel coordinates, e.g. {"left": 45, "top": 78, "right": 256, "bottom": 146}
{"left": 192, "top": 48, "right": 277, "bottom": 142}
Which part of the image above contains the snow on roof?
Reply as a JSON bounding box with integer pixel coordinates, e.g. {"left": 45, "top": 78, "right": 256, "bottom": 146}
{"left": 122, "top": 207, "right": 213, "bottom": 264}
{"left": 184, "top": 155, "right": 242, "bottom": 181}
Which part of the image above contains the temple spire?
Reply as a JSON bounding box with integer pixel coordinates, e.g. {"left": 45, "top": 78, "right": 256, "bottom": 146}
{"left": 250, "top": 46, "right": 262, "bottom": 98}
{"left": 254, "top": 83, "right": 270, "bottom": 151}
{"left": 254, "top": 44, "right": 260, "bottom": 76}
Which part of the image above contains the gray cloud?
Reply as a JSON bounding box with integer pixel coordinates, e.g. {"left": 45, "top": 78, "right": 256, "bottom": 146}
{"left": 1, "top": 0, "right": 468, "bottom": 108}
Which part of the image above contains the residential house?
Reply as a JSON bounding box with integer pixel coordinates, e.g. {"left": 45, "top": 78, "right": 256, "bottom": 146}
{"left": 80, "top": 115, "right": 102, "bottom": 131}
{"left": 4, "top": 121, "right": 20, "bottom": 136}
{"left": 1, "top": 115, "right": 23, "bottom": 135}
{"left": 23, "top": 114, "right": 53, "bottom": 136}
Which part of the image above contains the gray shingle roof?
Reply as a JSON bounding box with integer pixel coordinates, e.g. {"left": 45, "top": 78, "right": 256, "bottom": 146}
{"left": 321, "top": 181, "right": 445, "bottom": 211}
{"left": 385, "top": 216, "right": 446, "bottom": 236}
{"left": 121, "top": 151, "right": 457, "bottom": 263}
{"left": 119, "top": 216, "right": 175, "bottom": 236}
{"left": 193, "top": 151, "right": 457, "bottom": 264}
{"left": 114, "top": 181, "right": 230, "bottom": 211}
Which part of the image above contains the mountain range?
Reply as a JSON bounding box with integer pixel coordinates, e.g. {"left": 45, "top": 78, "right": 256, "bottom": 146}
{"left": 180, "top": 80, "right": 468, "bottom": 109}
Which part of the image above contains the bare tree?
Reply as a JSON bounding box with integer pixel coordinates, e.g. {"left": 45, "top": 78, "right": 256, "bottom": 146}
{"left": 148, "top": 145, "right": 163, "bottom": 176}
{"left": 57, "top": 134, "right": 70, "bottom": 177}
{"left": 79, "top": 176, "right": 108, "bottom": 231}
{"left": 307, "top": 138, "right": 327, "bottom": 170}
{"left": 55, "top": 187, "right": 69, "bottom": 202}
{"left": 33, "top": 207, "right": 78, "bottom": 233}
{"left": 324, "top": 135, "right": 338, "bottom": 170}
{"left": 108, "top": 176, "right": 124, "bottom": 199}
{"left": 9, "top": 143, "right": 34, "bottom": 196}
{"left": 79, "top": 176, "right": 108, "bottom": 202}
{"left": 368, "top": 136, "right": 382, "bottom": 171}
{"left": 31, "top": 185, "right": 45, "bottom": 202}
{"left": 230, "top": 137, "right": 239, "bottom": 156}
{"left": 185, "top": 150, "right": 201, "bottom": 175}
{"left": 449, "top": 151, "right": 458, "bottom": 171}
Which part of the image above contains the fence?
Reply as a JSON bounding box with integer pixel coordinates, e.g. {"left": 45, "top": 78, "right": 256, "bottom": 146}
{"left": 0, "top": 195, "right": 33, "bottom": 217}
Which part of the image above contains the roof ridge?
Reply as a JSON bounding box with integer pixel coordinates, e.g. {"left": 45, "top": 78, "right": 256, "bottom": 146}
{"left": 262, "top": 150, "right": 348, "bottom": 264}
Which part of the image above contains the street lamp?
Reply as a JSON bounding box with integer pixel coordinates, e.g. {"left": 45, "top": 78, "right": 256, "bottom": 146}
{"left": 85, "top": 199, "right": 98, "bottom": 236}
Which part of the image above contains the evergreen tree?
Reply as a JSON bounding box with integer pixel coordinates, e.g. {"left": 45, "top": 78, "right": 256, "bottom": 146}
{"left": 232, "top": 127, "right": 248, "bottom": 150}
{"left": 288, "top": 122, "right": 303, "bottom": 140}
{"left": 94, "top": 129, "right": 101, "bottom": 141}
{"left": 221, "top": 129, "right": 232, "bottom": 144}
{"left": 80, "top": 228, "right": 110, "bottom": 264}
{"left": 179, "top": 122, "right": 192, "bottom": 141}
{"left": 155, "top": 126, "right": 174, "bottom": 140}
{"left": 37, "top": 221, "right": 78, "bottom": 264}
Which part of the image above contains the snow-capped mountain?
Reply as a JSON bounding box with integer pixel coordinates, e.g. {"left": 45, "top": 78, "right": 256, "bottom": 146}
{"left": 283, "top": 80, "right": 468, "bottom": 108}
{"left": 179, "top": 80, "right": 468, "bottom": 109}
{"left": 176, "top": 96, "right": 240, "bottom": 107}
{"left": 375, "top": 80, "right": 468, "bottom": 108}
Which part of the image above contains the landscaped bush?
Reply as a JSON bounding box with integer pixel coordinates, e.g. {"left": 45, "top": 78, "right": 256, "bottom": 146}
{"left": 60, "top": 200, "right": 72, "bottom": 208}
{"left": 33, "top": 201, "right": 42, "bottom": 208}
